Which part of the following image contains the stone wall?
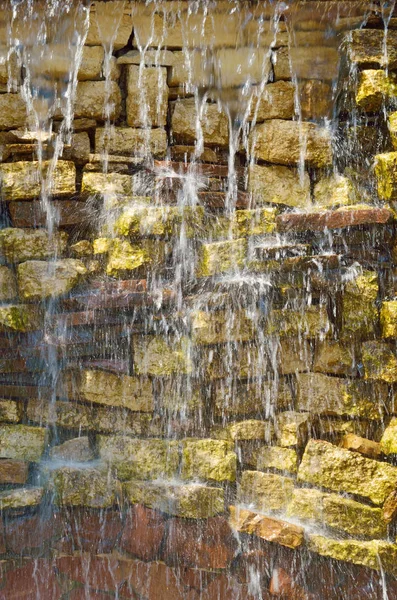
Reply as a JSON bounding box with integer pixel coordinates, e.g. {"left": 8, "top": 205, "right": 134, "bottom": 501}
{"left": 1, "top": 0, "right": 397, "bottom": 598}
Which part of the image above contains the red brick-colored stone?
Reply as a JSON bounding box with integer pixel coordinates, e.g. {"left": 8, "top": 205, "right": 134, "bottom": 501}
{"left": 68, "top": 588, "right": 113, "bottom": 600}
{"left": 277, "top": 207, "right": 394, "bottom": 233}
{"left": 1, "top": 561, "right": 62, "bottom": 600}
{"left": 5, "top": 513, "right": 61, "bottom": 555}
{"left": 9, "top": 200, "right": 89, "bottom": 228}
{"left": 119, "top": 505, "right": 165, "bottom": 561}
{"left": 269, "top": 567, "right": 312, "bottom": 599}
{"left": 200, "top": 573, "right": 265, "bottom": 600}
{"left": 0, "top": 460, "right": 29, "bottom": 485}
{"left": 164, "top": 516, "right": 238, "bottom": 569}
{"left": 120, "top": 560, "right": 198, "bottom": 600}
{"left": 55, "top": 556, "right": 127, "bottom": 592}
{"left": 67, "top": 509, "right": 123, "bottom": 554}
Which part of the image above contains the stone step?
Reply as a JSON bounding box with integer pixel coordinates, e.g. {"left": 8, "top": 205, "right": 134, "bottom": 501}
{"left": 277, "top": 206, "right": 394, "bottom": 232}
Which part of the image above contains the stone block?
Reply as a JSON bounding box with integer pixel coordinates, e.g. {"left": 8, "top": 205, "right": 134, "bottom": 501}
{"left": 191, "top": 309, "right": 256, "bottom": 345}
{"left": 133, "top": 335, "right": 192, "bottom": 376}
{"left": 380, "top": 301, "right": 397, "bottom": 338}
{"left": 380, "top": 418, "right": 397, "bottom": 455}
{"left": 233, "top": 208, "right": 276, "bottom": 236}
{"left": 0, "top": 94, "right": 26, "bottom": 130}
{"left": 74, "top": 81, "right": 121, "bottom": 120}
{"left": 70, "top": 132, "right": 91, "bottom": 164}
{"left": 49, "top": 467, "right": 121, "bottom": 508}
{"left": 95, "top": 126, "right": 168, "bottom": 157}
{"left": 86, "top": 10, "right": 132, "bottom": 50}
{"left": 75, "top": 369, "right": 154, "bottom": 412}
{"left": 127, "top": 66, "right": 168, "bottom": 127}
{"left": 278, "top": 338, "right": 313, "bottom": 375}
{"left": 296, "top": 373, "right": 385, "bottom": 419}
{"left": 49, "top": 437, "right": 95, "bottom": 462}
{"left": 214, "top": 379, "right": 293, "bottom": 416}
{"left": 0, "top": 228, "right": 68, "bottom": 264}
{"left": 156, "top": 377, "right": 203, "bottom": 412}
{"left": 275, "top": 411, "right": 311, "bottom": 448}
{"left": 266, "top": 305, "right": 330, "bottom": 339}
{"left": 340, "top": 434, "right": 381, "bottom": 460}
{"left": 0, "top": 459, "right": 28, "bottom": 484}
{"left": 238, "top": 470, "right": 294, "bottom": 512}
{"left": 229, "top": 506, "right": 304, "bottom": 549}
{"left": 0, "top": 304, "right": 42, "bottom": 332}
{"left": 347, "top": 29, "right": 397, "bottom": 70}
{"left": 181, "top": 439, "right": 236, "bottom": 483}
{"left": 389, "top": 111, "right": 397, "bottom": 150}
{"left": 256, "top": 446, "right": 298, "bottom": 474}
{"left": 275, "top": 46, "right": 339, "bottom": 81}
{"left": 298, "top": 439, "right": 397, "bottom": 505}
{"left": 249, "top": 81, "right": 295, "bottom": 121}
{"left": 342, "top": 270, "right": 378, "bottom": 338}
{"left": 314, "top": 174, "right": 358, "bottom": 208}
{"left": 0, "top": 400, "right": 21, "bottom": 423}
{"left": 0, "top": 160, "right": 76, "bottom": 200}
{"left": 124, "top": 481, "right": 224, "bottom": 518}
{"left": 250, "top": 119, "right": 332, "bottom": 168}
{"left": 375, "top": 152, "right": 397, "bottom": 201}
{"left": 0, "top": 267, "right": 17, "bottom": 302}
{"left": 115, "top": 205, "right": 204, "bottom": 238}
{"left": 0, "top": 487, "right": 43, "bottom": 510}
{"left": 362, "top": 341, "right": 397, "bottom": 383}
{"left": 97, "top": 435, "right": 180, "bottom": 481}
{"left": 277, "top": 206, "right": 394, "bottom": 233}
{"left": 287, "top": 487, "right": 386, "bottom": 539}
{"left": 105, "top": 239, "right": 167, "bottom": 277}
{"left": 164, "top": 516, "right": 238, "bottom": 569}
{"left": 248, "top": 164, "right": 311, "bottom": 208}
{"left": 27, "top": 398, "right": 92, "bottom": 430}
{"left": 0, "top": 425, "right": 46, "bottom": 461}
{"left": 308, "top": 535, "right": 397, "bottom": 576}
{"left": 81, "top": 171, "right": 136, "bottom": 198}
{"left": 171, "top": 98, "right": 229, "bottom": 147}
{"left": 197, "top": 239, "right": 247, "bottom": 277}
{"left": 78, "top": 45, "right": 104, "bottom": 80}
{"left": 213, "top": 420, "right": 272, "bottom": 443}
{"left": 313, "top": 340, "right": 355, "bottom": 376}
{"left": 356, "top": 70, "right": 397, "bottom": 112}
{"left": 119, "top": 505, "right": 165, "bottom": 561}
{"left": 17, "top": 259, "right": 87, "bottom": 301}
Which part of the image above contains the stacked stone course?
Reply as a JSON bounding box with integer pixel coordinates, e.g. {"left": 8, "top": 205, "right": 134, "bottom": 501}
{"left": 1, "top": 0, "right": 397, "bottom": 598}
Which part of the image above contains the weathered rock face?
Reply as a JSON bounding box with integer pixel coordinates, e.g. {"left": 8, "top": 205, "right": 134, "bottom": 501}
{"left": 95, "top": 126, "right": 168, "bottom": 157}
{"left": 298, "top": 440, "right": 397, "bottom": 505}
{"left": 75, "top": 81, "right": 122, "bottom": 120}
{"left": 0, "top": 425, "right": 46, "bottom": 462}
{"left": 0, "top": 304, "right": 42, "bottom": 332}
{"left": 0, "top": 266, "right": 17, "bottom": 301}
{"left": 248, "top": 164, "right": 311, "bottom": 207}
{"left": 0, "top": 228, "right": 68, "bottom": 263}
{"left": 49, "top": 467, "right": 121, "bottom": 508}
{"left": 127, "top": 66, "right": 169, "bottom": 127}
{"left": 238, "top": 470, "right": 295, "bottom": 512}
{"left": 17, "top": 259, "right": 87, "bottom": 300}
{"left": 229, "top": 505, "right": 304, "bottom": 549}
{"left": 0, "top": 160, "right": 76, "bottom": 200}
{"left": 250, "top": 120, "right": 333, "bottom": 167}
{"left": 356, "top": 70, "right": 397, "bottom": 112}
{"left": 171, "top": 98, "right": 229, "bottom": 147}
{"left": 181, "top": 439, "right": 237, "bottom": 482}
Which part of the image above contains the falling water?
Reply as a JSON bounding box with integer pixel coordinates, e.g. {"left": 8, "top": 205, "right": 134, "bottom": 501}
{"left": 1, "top": 1, "right": 397, "bottom": 599}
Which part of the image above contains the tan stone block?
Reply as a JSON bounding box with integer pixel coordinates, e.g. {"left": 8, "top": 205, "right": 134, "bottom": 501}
{"left": 126, "top": 66, "right": 168, "bottom": 127}
{"left": 238, "top": 470, "right": 294, "bottom": 512}
{"left": 171, "top": 98, "right": 229, "bottom": 147}
{"left": 78, "top": 46, "right": 104, "bottom": 80}
{"left": 74, "top": 81, "right": 121, "bottom": 120}
{"left": 95, "top": 127, "right": 167, "bottom": 158}
{"left": 229, "top": 506, "right": 304, "bottom": 549}
{"left": 0, "top": 94, "right": 26, "bottom": 130}
{"left": 0, "top": 160, "right": 75, "bottom": 201}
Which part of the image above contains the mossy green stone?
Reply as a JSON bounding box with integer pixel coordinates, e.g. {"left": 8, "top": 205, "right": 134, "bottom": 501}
{"left": 298, "top": 439, "right": 397, "bottom": 505}
{"left": 50, "top": 467, "right": 121, "bottom": 508}
{"left": 238, "top": 470, "right": 294, "bottom": 512}
{"left": 314, "top": 174, "right": 358, "bottom": 208}
{"left": 0, "top": 267, "right": 17, "bottom": 302}
{"left": 0, "top": 304, "right": 42, "bottom": 332}
{"left": 17, "top": 259, "right": 87, "bottom": 300}
{"left": 115, "top": 206, "right": 204, "bottom": 238}
{"left": 256, "top": 446, "right": 298, "bottom": 474}
{"left": 123, "top": 481, "right": 224, "bottom": 518}
{"left": 233, "top": 208, "right": 277, "bottom": 236}
{"left": 133, "top": 335, "right": 192, "bottom": 376}
{"left": 0, "top": 425, "right": 46, "bottom": 461}
{"left": 275, "top": 411, "right": 311, "bottom": 448}
{"left": 81, "top": 171, "right": 135, "bottom": 197}
{"left": 287, "top": 488, "right": 386, "bottom": 538}
{"left": 106, "top": 238, "right": 150, "bottom": 276}
{"left": 0, "top": 487, "right": 44, "bottom": 510}
{"left": 380, "top": 301, "right": 397, "bottom": 338}
{"left": 374, "top": 152, "right": 397, "bottom": 201}
{"left": 342, "top": 270, "right": 378, "bottom": 337}
{"left": 0, "top": 228, "right": 68, "bottom": 263}
{"left": 389, "top": 111, "right": 397, "bottom": 150}
{"left": 196, "top": 239, "right": 247, "bottom": 277}
{"left": 356, "top": 70, "right": 397, "bottom": 112}
{"left": 191, "top": 309, "right": 256, "bottom": 345}
{"left": 362, "top": 341, "right": 397, "bottom": 383}
{"left": 97, "top": 436, "right": 180, "bottom": 481}
{"left": 212, "top": 420, "right": 272, "bottom": 442}
{"left": 308, "top": 535, "right": 397, "bottom": 575}
{"left": 380, "top": 418, "right": 397, "bottom": 455}
{"left": 266, "top": 306, "right": 330, "bottom": 338}
{"left": 78, "top": 369, "right": 154, "bottom": 412}
{"left": 181, "top": 438, "right": 237, "bottom": 482}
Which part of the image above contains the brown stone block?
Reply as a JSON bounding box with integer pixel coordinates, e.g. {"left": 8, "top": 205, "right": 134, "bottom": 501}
{"left": 119, "top": 505, "right": 165, "bottom": 561}
{"left": 269, "top": 566, "right": 313, "bottom": 600}
{"left": 339, "top": 433, "right": 381, "bottom": 460}
{"left": 9, "top": 200, "right": 90, "bottom": 228}
{"left": 164, "top": 516, "right": 238, "bottom": 569}
{"left": 69, "top": 588, "right": 113, "bottom": 600}
{"left": 5, "top": 513, "right": 61, "bottom": 555}
{"left": 1, "top": 561, "right": 62, "bottom": 600}
{"left": 229, "top": 506, "right": 304, "bottom": 550}
{"left": 67, "top": 508, "right": 123, "bottom": 554}
{"left": 55, "top": 555, "right": 127, "bottom": 592}
{"left": 119, "top": 559, "right": 197, "bottom": 600}
{"left": 199, "top": 573, "right": 263, "bottom": 600}
{"left": 277, "top": 206, "right": 394, "bottom": 233}
{"left": 0, "top": 459, "right": 28, "bottom": 484}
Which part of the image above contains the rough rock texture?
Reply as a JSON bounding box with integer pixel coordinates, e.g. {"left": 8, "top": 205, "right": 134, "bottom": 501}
{"left": 95, "top": 126, "right": 168, "bottom": 157}
{"left": 248, "top": 164, "right": 311, "bottom": 207}
{"left": 0, "top": 425, "right": 46, "bottom": 461}
{"left": 127, "top": 66, "right": 169, "bottom": 127}
{"left": 74, "top": 81, "right": 122, "bottom": 120}
{"left": 0, "top": 228, "right": 68, "bottom": 263}
{"left": 17, "top": 259, "right": 87, "bottom": 300}
{"left": 0, "top": 160, "right": 76, "bottom": 200}
{"left": 229, "top": 505, "right": 304, "bottom": 549}
{"left": 298, "top": 440, "right": 397, "bottom": 505}
{"left": 181, "top": 439, "right": 237, "bottom": 482}
{"left": 238, "top": 470, "right": 295, "bottom": 512}
{"left": 50, "top": 467, "right": 121, "bottom": 508}
{"left": 172, "top": 98, "right": 229, "bottom": 147}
